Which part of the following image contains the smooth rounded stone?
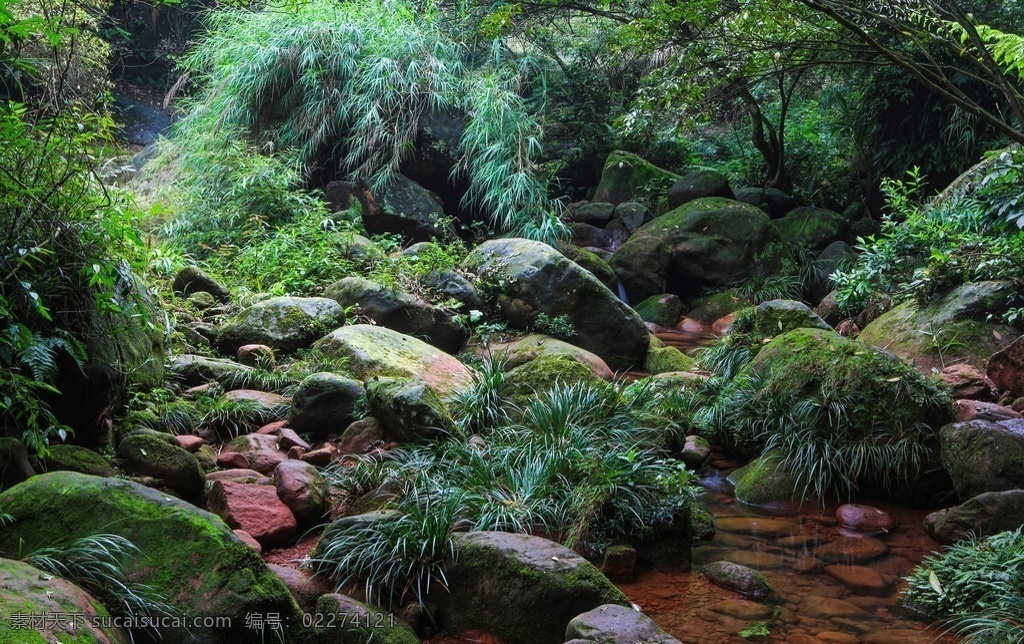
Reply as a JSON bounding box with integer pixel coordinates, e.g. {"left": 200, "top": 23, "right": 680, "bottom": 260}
{"left": 952, "top": 399, "right": 1022, "bottom": 422}
{"left": 167, "top": 354, "right": 254, "bottom": 386}
{"left": 680, "top": 435, "right": 711, "bottom": 469}
{"left": 835, "top": 504, "right": 895, "bottom": 534}
{"left": 173, "top": 265, "right": 230, "bottom": 301}
{"left": 823, "top": 565, "right": 890, "bottom": 595}
{"left": 786, "top": 634, "right": 823, "bottom": 644}
{"left": 565, "top": 604, "right": 681, "bottom": 643}
{"left": 36, "top": 443, "right": 115, "bottom": 478}
{"left": 715, "top": 517, "right": 794, "bottom": 538}
{"left": 814, "top": 536, "right": 890, "bottom": 564}
{"left": 313, "top": 593, "right": 419, "bottom": 643}
{"left": 592, "top": 150, "right": 680, "bottom": 207}
{"left": 357, "top": 172, "right": 456, "bottom": 243}
{"left": 288, "top": 372, "right": 366, "bottom": 438}
{"left": 338, "top": 417, "right": 387, "bottom": 454}
{"left": 568, "top": 201, "right": 616, "bottom": 224}
{"left": 613, "top": 201, "right": 653, "bottom": 233}
{"left": 367, "top": 376, "right": 457, "bottom": 442}
{"left": 495, "top": 333, "right": 614, "bottom": 380}
{"left": 220, "top": 433, "right": 286, "bottom": 474}
{"left": 216, "top": 296, "right": 344, "bottom": 353}
{"left": 237, "top": 343, "right": 275, "bottom": 369}
{"left": 667, "top": 169, "right": 735, "bottom": 208}
{"left": 940, "top": 418, "right": 1024, "bottom": 498}
{"left": 716, "top": 532, "right": 757, "bottom": 550}
{"left": 274, "top": 459, "right": 325, "bottom": 525}
{"left": 702, "top": 561, "right": 773, "bottom": 599}
{"left": 924, "top": 489, "right": 1024, "bottom": 544}
{"left": 223, "top": 388, "right": 289, "bottom": 410}
{"left": 800, "top": 596, "right": 872, "bottom": 620}
{"left": 118, "top": 433, "right": 205, "bottom": 496}
{"left": 175, "top": 434, "right": 205, "bottom": 452}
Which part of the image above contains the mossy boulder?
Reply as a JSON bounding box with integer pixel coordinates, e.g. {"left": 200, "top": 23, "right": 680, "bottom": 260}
{"left": 732, "top": 299, "right": 831, "bottom": 340}
{"left": 308, "top": 594, "right": 419, "bottom": 644}
{"left": 497, "top": 334, "right": 614, "bottom": 380}
{"left": 288, "top": 372, "right": 367, "bottom": 439}
{"left": 737, "top": 328, "right": 952, "bottom": 494}
{"left": 939, "top": 418, "right": 1024, "bottom": 499}
{"left": 728, "top": 452, "right": 801, "bottom": 509}
{"left": 118, "top": 433, "right": 206, "bottom": 496}
{"left": 366, "top": 376, "right": 457, "bottom": 443}
{"left": 463, "top": 238, "right": 649, "bottom": 371}
{"left": 313, "top": 325, "right": 472, "bottom": 398}
{"left": 592, "top": 150, "right": 680, "bottom": 208}
{"left": 686, "top": 289, "right": 752, "bottom": 325}
{"left": 565, "top": 604, "right": 680, "bottom": 643}
{"left": 644, "top": 344, "right": 696, "bottom": 375}
{"left": 667, "top": 169, "right": 735, "bottom": 209}
{"left": 173, "top": 265, "right": 230, "bottom": 302}
{"left": 701, "top": 561, "right": 774, "bottom": 600}
{"left": 0, "top": 472, "right": 303, "bottom": 644}
{"left": 431, "top": 531, "right": 629, "bottom": 644}
{"left": 325, "top": 276, "right": 468, "bottom": 353}
{"left": 775, "top": 206, "right": 849, "bottom": 253}
{"left": 217, "top": 296, "right": 345, "bottom": 354}
{"left": 557, "top": 244, "right": 618, "bottom": 291}
{"left": 858, "top": 281, "right": 1019, "bottom": 374}
{"left": 633, "top": 293, "right": 684, "bottom": 328}
{"left": 610, "top": 198, "right": 788, "bottom": 301}
{"left": 0, "top": 558, "right": 127, "bottom": 643}
{"left": 924, "top": 489, "right": 1024, "bottom": 544}
{"left": 38, "top": 444, "right": 115, "bottom": 478}
{"left": 357, "top": 172, "right": 456, "bottom": 243}
{"left": 500, "top": 356, "right": 615, "bottom": 411}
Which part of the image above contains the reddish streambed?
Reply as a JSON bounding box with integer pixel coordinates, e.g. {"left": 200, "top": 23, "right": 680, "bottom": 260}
{"left": 618, "top": 478, "right": 957, "bottom": 644}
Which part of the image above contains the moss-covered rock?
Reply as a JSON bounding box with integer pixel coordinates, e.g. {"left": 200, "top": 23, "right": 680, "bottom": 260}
{"left": 313, "top": 325, "right": 472, "bottom": 398}
{"left": 592, "top": 150, "right": 680, "bottom": 208}
{"left": 939, "top": 418, "right": 1024, "bottom": 500}
{"left": 732, "top": 299, "right": 831, "bottom": 340}
{"left": 924, "top": 489, "right": 1024, "bottom": 544}
{"left": 118, "top": 433, "right": 205, "bottom": 496}
{"left": 431, "top": 531, "right": 629, "bottom": 644}
{"left": 39, "top": 444, "right": 115, "bottom": 478}
{"left": 463, "top": 238, "right": 650, "bottom": 371}
{"left": 685, "top": 289, "right": 752, "bottom": 325}
{"left": 858, "top": 281, "right": 1019, "bottom": 374}
{"left": 701, "top": 561, "right": 774, "bottom": 600}
{"left": 366, "top": 376, "right": 457, "bottom": 443}
{"left": 775, "top": 206, "right": 849, "bottom": 253}
{"left": 667, "top": 169, "right": 734, "bottom": 209}
{"left": 0, "top": 558, "right": 126, "bottom": 643}
{"left": 728, "top": 452, "right": 801, "bottom": 509}
{"left": 217, "top": 296, "right": 345, "bottom": 354}
{"left": 496, "top": 334, "right": 613, "bottom": 380}
{"left": 288, "top": 372, "right": 367, "bottom": 439}
{"left": 557, "top": 244, "right": 618, "bottom": 291}
{"left": 633, "top": 293, "right": 684, "bottom": 327}
{"left": 324, "top": 276, "right": 467, "bottom": 353}
{"left": 644, "top": 344, "right": 696, "bottom": 375}
{"left": 0, "top": 472, "right": 303, "bottom": 644}
{"left": 500, "top": 356, "right": 615, "bottom": 411}
{"left": 167, "top": 354, "right": 254, "bottom": 387}
{"left": 610, "top": 198, "right": 789, "bottom": 301}
{"left": 173, "top": 265, "right": 230, "bottom": 302}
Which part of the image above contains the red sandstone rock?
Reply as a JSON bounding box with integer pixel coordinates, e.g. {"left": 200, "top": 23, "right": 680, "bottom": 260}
{"left": 835, "top": 504, "right": 895, "bottom": 534}
{"left": 207, "top": 480, "right": 296, "bottom": 548}
{"left": 175, "top": 434, "right": 205, "bottom": 452}
{"left": 952, "top": 399, "right": 1022, "bottom": 422}
{"left": 987, "top": 335, "right": 1024, "bottom": 397}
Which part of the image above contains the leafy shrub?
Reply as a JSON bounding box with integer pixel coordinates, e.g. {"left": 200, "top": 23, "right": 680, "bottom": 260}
{"left": 903, "top": 528, "right": 1024, "bottom": 643}
{"left": 316, "top": 380, "right": 698, "bottom": 604}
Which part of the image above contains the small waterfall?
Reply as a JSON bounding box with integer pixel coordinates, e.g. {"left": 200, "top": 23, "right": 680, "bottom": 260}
{"left": 616, "top": 279, "right": 628, "bottom": 305}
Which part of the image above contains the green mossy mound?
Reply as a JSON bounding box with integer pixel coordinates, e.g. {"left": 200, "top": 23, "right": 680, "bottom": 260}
{"left": 857, "top": 281, "right": 1019, "bottom": 374}
{"left": 217, "top": 296, "right": 345, "bottom": 354}
{"left": 775, "top": 206, "right": 849, "bottom": 253}
{"left": 685, "top": 289, "right": 751, "bottom": 325}
{"left": 0, "top": 558, "right": 125, "bottom": 644}
{"left": 633, "top": 293, "right": 684, "bottom": 328}
{"left": 0, "top": 472, "right": 303, "bottom": 644}
{"left": 118, "top": 433, "right": 206, "bottom": 496}
{"left": 500, "top": 355, "right": 615, "bottom": 411}
{"left": 644, "top": 344, "right": 696, "bottom": 375}
{"left": 39, "top": 444, "right": 115, "bottom": 478}
{"left": 366, "top": 376, "right": 457, "bottom": 443}
{"left": 728, "top": 452, "right": 801, "bottom": 509}
{"left": 732, "top": 299, "right": 832, "bottom": 340}
{"left": 309, "top": 594, "right": 419, "bottom": 644}
{"left": 592, "top": 150, "right": 680, "bottom": 208}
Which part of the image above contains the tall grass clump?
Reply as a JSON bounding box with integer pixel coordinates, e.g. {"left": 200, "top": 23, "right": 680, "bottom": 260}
{"left": 314, "top": 379, "right": 698, "bottom": 606}
{"left": 903, "top": 528, "right": 1024, "bottom": 643}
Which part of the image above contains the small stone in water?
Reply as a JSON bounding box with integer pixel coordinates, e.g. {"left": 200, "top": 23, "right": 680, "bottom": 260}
{"left": 836, "top": 504, "right": 895, "bottom": 533}
{"left": 702, "top": 561, "right": 774, "bottom": 599}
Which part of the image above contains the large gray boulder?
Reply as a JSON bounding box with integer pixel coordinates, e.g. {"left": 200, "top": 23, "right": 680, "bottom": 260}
{"left": 940, "top": 418, "right": 1024, "bottom": 499}
{"left": 217, "top": 296, "right": 345, "bottom": 353}
{"left": 591, "top": 150, "right": 680, "bottom": 208}
{"left": 366, "top": 376, "right": 457, "bottom": 442}
{"left": 325, "top": 276, "right": 467, "bottom": 353}
{"left": 667, "top": 169, "right": 734, "bottom": 208}
{"left": 431, "top": 531, "right": 629, "bottom": 644}
{"left": 610, "top": 197, "right": 789, "bottom": 301}
{"left": 775, "top": 206, "right": 849, "bottom": 253}
{"left": 288, "top": 372, "right": 367, "bottom": 439}
{"left": 463, "top": 238, "right": 649, "bottom": 371}
{"left": 357, "top": 173, "right": 456, "bottom": 243}
{"left": 313, "top": 324, "right": 472, "bottom": 397}
{"left": 118, "top": 432, "right": 206, "bottom": 496}
{"left": 0, "top": 472, "right": 302, "bottom": 643}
